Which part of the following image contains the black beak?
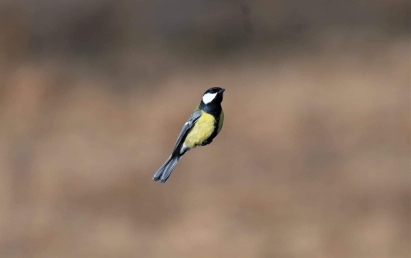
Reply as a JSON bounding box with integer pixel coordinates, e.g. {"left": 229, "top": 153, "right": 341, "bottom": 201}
{"left": 220, "top": 88, "right": 226, "bottom": 93}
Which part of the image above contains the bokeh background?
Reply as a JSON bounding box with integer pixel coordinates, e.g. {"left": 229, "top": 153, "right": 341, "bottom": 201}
{"left": 0, "top": 0, "right": 410, "bottom": 257}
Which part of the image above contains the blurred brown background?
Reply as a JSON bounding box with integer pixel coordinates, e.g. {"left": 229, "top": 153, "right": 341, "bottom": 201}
{"left": 0, "top": 0, "right": 410, "bottom": 257}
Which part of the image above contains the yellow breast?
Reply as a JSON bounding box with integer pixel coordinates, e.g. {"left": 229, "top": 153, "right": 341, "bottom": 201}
{"left": 184, "top": 110, "right": 215, "bottom": 148}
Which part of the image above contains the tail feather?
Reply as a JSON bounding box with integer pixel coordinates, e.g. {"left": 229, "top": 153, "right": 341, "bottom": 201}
{"left": 153, "top": 156, "right": 181, "bottom": 183}
{"left": 153, "top": 155, "right": 172, "bottom": 181}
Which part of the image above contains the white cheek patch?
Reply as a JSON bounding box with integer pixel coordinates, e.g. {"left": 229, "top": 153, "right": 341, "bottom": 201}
{"left": 202, "top": 93, "right": 217, "bottom": 104}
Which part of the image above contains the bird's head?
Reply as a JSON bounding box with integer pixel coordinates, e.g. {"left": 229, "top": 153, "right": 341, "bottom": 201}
{"left": 201, "top": 87, "right": 225, "bottom": 105}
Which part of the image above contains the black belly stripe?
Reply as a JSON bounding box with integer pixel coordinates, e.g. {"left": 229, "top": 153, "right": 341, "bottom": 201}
{"left": 199, "top": 101, "right": 222, "bottom": 143}
{"left": 207, "top": 114, "right": 220, "bottom": 142}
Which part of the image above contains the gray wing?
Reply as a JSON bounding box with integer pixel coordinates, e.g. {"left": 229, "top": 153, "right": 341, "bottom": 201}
{"left": 171, "top": 110, "right": 202, "bottom": 154}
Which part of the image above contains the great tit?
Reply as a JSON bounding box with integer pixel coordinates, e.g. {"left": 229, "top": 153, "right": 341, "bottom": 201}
{"left": 153, "top": 87, "right": 225, "bottom": 183}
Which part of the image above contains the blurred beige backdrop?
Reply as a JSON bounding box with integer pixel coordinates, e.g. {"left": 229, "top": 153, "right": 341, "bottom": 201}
{"left": 0, "top": 1, "right": 410, "bottom": 257}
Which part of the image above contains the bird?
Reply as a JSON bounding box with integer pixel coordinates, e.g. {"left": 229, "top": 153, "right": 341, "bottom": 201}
{"left": 153, "top": 87, "right": 225, "bottom": 183}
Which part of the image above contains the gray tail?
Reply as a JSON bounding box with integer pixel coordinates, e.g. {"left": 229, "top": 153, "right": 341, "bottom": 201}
{"left": 152, "top": 155, "right": 182, "bottom": 183}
